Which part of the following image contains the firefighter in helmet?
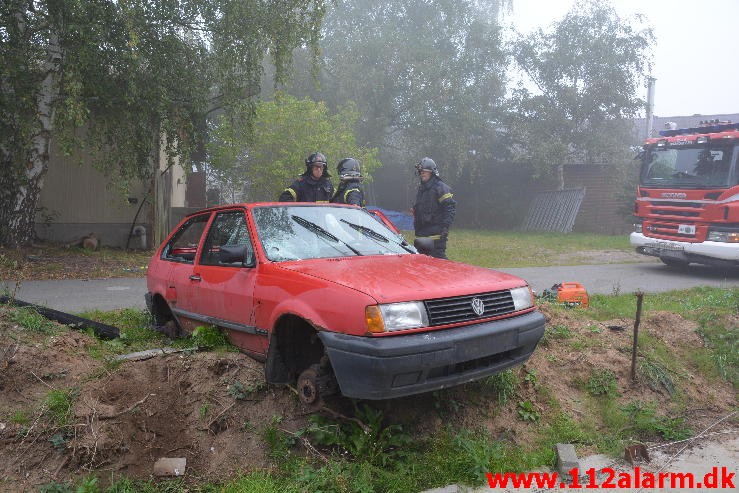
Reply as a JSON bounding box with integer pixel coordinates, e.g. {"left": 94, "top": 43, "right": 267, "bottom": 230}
{"left": 330, "top": 157, "right": 365, "bottom": 206}
{"left": 279, "top": 152, "right": 334, "bottom": 202}
{"left": 412, "top": 157, "right": 456, "bottom": 259}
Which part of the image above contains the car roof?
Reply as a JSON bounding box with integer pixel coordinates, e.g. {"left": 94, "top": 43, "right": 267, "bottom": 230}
{"left": 185, "top": 202, "right": 357, "bottom": 218}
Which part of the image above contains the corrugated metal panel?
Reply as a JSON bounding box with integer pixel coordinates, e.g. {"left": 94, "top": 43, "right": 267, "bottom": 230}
{"left": 520, "top": 188, "right": 586, "bottom": 233}
{"left": 38, "top": 142, "right": 148, "bottom": 224}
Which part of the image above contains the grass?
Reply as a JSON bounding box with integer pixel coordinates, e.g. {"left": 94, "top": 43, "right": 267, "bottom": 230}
{"left": 78, "top": 308, "right": 169, "bottom": 357}
{"left": 25, "top": 287, "right": 736, "bottom": 493}
{"left": 7, "top": 306, "right": 58, "bottom": 334}
{"left": 44, "top": 388, "right": 77, "bottom": 426}
{"left": 580, "top": 287, "right": 738, "bottom": 387}
{"left": 437, "top": 230, "right": 633, "bottom": 268}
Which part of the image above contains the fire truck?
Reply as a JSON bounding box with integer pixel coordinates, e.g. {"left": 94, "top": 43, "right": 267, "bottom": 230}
{"left": 630, "top": 120, "right": 739, "bottom": 267}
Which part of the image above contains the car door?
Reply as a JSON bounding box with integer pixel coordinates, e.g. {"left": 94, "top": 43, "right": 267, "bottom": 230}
{"left": 159, "top": 212, "right": 211, "bottom": 333}
{"left": 194, "top": 209, "right": 266, "bottom": 355}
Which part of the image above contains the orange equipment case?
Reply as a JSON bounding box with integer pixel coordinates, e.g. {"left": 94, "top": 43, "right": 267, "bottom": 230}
{"left": 556, "top": 282, "right": 589, "bottom": 307}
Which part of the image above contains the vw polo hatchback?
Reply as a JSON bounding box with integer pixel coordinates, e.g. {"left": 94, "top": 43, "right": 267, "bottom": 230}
{"left": 146, "top": 203, "right": 545, "bottom": 403}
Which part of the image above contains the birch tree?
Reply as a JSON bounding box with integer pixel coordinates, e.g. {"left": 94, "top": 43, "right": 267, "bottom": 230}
{"left": 0, "top": 0, "right": 326, "bottom": 246}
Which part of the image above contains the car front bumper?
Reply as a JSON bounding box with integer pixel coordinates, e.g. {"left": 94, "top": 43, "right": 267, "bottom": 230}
{"left": 630, "top": 233, "right": 739, "bottom": 263}
{"left": 319, "top": 310, "right": 545, "bottom": 400}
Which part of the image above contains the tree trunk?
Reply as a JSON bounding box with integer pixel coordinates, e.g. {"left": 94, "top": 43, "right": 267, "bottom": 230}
{"left": 6, "top": 23, "right": 62, "bottom": 246}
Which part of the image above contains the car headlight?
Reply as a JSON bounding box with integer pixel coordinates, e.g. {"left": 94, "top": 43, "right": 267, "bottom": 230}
{"left": 365, "top": 301, "right": 429, "bottom": 333}
{"left": 707, "top": 230, "right": 739, "bottom": 243}
{"left": 634, "top": 222, "right": 643, "bottom": 233}
{"left": 510, "top": 286, "right": 534, "bottom": 311}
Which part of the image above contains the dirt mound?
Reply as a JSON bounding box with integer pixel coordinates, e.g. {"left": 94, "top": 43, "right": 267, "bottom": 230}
{"left": 0, "top": 320, "right": 310, "bottom": 491}
{"left": 0, "top": 304, "right": 736, "bottom": 491}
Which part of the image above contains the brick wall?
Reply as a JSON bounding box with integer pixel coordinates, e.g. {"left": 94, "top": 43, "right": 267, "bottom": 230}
{"left": 563, "top": 164, "right": 633, "bottom": 234}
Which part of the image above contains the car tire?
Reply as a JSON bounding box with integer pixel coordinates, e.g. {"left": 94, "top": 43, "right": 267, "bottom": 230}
{"left": 660, "top": 257, "right": 690, "bottom": 268}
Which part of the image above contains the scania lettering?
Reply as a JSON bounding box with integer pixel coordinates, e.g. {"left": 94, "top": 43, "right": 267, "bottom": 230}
{"left": 630, "top": 120, "right": 739, "bottom": 267}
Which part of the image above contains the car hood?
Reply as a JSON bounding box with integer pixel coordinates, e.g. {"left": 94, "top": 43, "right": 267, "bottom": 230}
{"left": 275, "top": 255, "right": 528, "bottom": 303}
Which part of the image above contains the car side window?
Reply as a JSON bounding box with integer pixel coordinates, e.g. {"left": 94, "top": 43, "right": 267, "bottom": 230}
{"left": 161, "top": 214, "right": 210, "bottom": 263}
{"left": 200, "top": 210, "right": 255, "bottom": 267}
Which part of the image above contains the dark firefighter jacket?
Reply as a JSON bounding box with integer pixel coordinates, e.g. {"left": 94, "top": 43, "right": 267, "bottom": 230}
{"left": 279, "top": 173, "right": 334, "bottom": 202}
{"left": 413, "top": 175, "right": 456, "bottom": 237}
{"left": 330, "top": 181, "right": 365, "bottom": 206}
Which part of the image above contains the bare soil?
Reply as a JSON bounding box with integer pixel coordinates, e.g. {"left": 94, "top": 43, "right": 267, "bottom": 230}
{"left": 0, "top": 304, "right": 735, "bottom": 491}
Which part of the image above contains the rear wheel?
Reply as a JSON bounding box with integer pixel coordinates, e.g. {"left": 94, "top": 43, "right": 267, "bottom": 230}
{"left": 660, "top": 257, "right": 690, "bottom": 267}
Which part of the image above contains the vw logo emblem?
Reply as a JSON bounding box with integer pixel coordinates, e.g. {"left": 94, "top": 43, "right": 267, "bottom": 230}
{"left": 471, "top": 298, "right": 485, "bottom": 316}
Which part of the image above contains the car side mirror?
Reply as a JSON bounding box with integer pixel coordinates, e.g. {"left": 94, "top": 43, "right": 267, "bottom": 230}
{"left": 219, "top": 244, "right": 255, "bottom": 267}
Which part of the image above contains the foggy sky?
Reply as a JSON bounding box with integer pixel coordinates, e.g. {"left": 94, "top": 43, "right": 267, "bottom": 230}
{"left": 507, "top": 0, "right": 739, "bottom": 118}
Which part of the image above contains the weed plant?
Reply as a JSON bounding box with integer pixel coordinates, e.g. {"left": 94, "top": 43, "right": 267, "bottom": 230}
{"left": 8, "top": 306, "right": 56, "bottom": 334}
{"left": 44, "top": 388, "right": 77, "bottom": 426}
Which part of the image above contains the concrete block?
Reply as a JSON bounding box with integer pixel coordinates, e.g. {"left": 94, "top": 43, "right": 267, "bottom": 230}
{"left": 153, "top": 457, "right": 186, "bottom": 477}
{"left": 555, "top": 443, "right": 580, "bottom": 476}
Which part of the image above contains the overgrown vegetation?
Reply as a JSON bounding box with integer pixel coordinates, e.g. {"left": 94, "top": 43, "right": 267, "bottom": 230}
{"left": 585, "top": 287, "right": 738, "bottom": 387}
{"left": 8, "top": 287, "right": 734, "bottom": 493}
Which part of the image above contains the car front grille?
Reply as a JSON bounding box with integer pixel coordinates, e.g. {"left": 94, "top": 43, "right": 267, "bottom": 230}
{"left": 424, "top": 290, "right": 516, "bottom": 326}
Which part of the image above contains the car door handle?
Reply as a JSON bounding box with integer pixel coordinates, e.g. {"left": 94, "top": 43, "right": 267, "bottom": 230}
{"left": 189, "top": 275, "right": 202, "bottom": 282}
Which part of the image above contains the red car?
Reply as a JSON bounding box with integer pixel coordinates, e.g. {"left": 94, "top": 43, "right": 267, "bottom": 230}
{"left": 146, "top": 203, "right": 545, "bottom": 403}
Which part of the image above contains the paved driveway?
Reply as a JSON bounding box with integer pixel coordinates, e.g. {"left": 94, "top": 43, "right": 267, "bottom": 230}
{"left": 2, "top": 262, "right": 737, "bottom": 314}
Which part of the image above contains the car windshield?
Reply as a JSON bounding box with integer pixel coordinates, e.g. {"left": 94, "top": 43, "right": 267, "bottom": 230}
{"left": 251, "top": 205, "right": 414, "bottom": 261}
{"left": 641, "top": 142, "right": 738, "bottom": 189}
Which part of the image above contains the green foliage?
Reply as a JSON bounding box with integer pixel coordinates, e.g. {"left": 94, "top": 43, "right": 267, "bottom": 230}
{"left": 509, "top": 0, "right": 654, "bottom": 177}
{"left": 228, "top": 381, "right": 265, "bottom": 400}
{"left": 1, "top": 0, "right": 327, "bottom": 246}
{"left": 517, "top": 401, "right": 540, "bottom": 422}
{"left": 262, "top": 415, "right": 297, "bottom": 461}
{"left": 9, "top": 410, "right": 29, "bottom": 425}
{"left": 481, "top": 369, "right": 518, "bottom": 404}
{"left": 48, "top": 432, "right": 69, "bottom": 450}
{"left": 447, "top": 428, "right": 506, "bottom": 481}
{"left": 540, "top": 324, "right": 572, "bottom": 346}
{"left": 587, "top": 287, "right": 738, "bottom": 387}
{"left": 638, "top": 358, "right": 676, "bottom": 396}
{"left": 44, "top": 388, "right": 77, "bottom": 426}
{"left": 306, "top": 404, "right": 412, "bottom": 467}
{"left": 190, "top": 325, "right": 234, "bottom": 351}
{"left": 8, "top": 306, "right": 56, "bottom": 334}
{"left": 38, "top": 477, "right": 98, "bottom": 493}
{"left": 199, "top": 403, "right": 210, "bottom": 419}
{"left": 209, "top": 93, "right": 381, "bottom": 202}
{"left": 586, "top": 369, "right": 618, "bottom": 397}
{"left": 523, "top": 368, "right": 539, "bottom": 387}
{"left": 621, "top": 401, "right": 692, "bottom": 441}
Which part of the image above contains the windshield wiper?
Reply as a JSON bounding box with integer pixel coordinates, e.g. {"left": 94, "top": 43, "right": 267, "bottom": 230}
{"left": 341, "top": 219, "right": 415, "bottom": 254}
{"left": 291, "top": 215, "right": 361, "bottom": 256}
{"left": 340, "top": 219, "right": 389, "bottom": 242}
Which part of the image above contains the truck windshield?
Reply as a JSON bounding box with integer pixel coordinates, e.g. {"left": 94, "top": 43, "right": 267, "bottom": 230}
{"left": 252, "top": 205, "right": 414, "bottom": 262}
{"left": 640, "top": 142, "right": 738, "bottom": 189}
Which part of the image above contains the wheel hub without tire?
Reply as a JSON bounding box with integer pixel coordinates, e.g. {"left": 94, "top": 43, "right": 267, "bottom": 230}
{"left": 297, "top": 368, "right": 320, "bottom": 406}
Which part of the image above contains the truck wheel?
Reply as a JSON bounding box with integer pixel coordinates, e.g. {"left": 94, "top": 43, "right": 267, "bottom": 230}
{"left": 660, "top": 257, "right": 690, "bottom": 267}
{"left": 297, "top": 365, "right": 322, "bottom": 408}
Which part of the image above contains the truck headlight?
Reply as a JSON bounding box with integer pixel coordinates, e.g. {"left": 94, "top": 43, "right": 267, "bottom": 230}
{"left": 365, "top": 301, "right": 429, "bottom": 333}
{"left": 707, "top": 230, "right": 739, "bottom": 242}
{"left": 510, "top": 286, "right": 534, "bottom": 311}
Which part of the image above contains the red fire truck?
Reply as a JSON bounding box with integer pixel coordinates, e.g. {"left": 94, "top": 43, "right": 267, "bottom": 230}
{"left": 630, "top": 120, "right": 739, "bottom": 267}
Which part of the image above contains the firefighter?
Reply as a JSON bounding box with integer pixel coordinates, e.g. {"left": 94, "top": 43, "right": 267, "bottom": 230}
{"left": 412, "top": 157, "right": 456, "bottom": 259}
{"left": 279, "top": 152, "right": 334, "bottom": 202}
{"left": 330, "top": 157, "right": 365, "bottom": 206}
